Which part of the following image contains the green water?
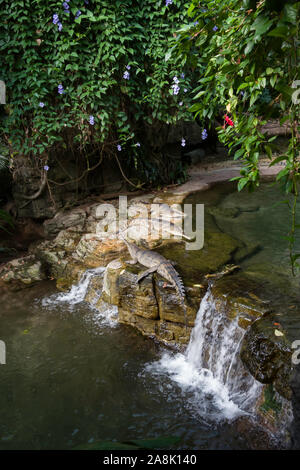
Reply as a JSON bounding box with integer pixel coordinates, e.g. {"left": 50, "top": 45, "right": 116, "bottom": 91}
{"left": 0, "top": 283, "right": 251, "bottom": 450}
{"left": 185, "top": 181, "right": 300, "bottom": 301}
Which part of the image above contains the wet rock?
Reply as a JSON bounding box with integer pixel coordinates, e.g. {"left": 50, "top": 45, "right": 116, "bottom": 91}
{"left": 0, "top": 255, "right": 46, "bottom": 287}
{"left": 56, "top": 262, "right": 86, "bottom": 291}
{"left": 118, "top": 309, "right": 158, "bottom": 338}
{"left": 53, "top": 230, "right": 81, "bottom": 252}
{"left": 208, "top": 206, "right": 240, "bottom": 219}
{"left": 290, "top": 363, "right": 300, "bottom": 449}
{"left": 255, "top": 383, "right": 293, "bottom": 445}
{"left": 102, "top": 259, "right": 124, "bottom": 305}
{"left": 211, "top": 274, "right": 270, "bottom": 329}
{"left": 84, "top": 272, "right": 104, "bottom": 304}
{"left": 154, "top": 278, "right": 203, "bottom": 327}
{"left": 233, "top": 414, "right": 288, "bottom": 450}
{"left": 241, "top": 314, "right": 293, "bottom": 400}
{"left": 157, "top": 320, "right": 191, "bottom": 345}
{"left": 157, "top": 231, "right": 240, "bottom": 282}
{"left": 43, "top": 208, "right": 86, "bottom": 237}
{"left": 118, "top": 269, "right": 159, "bottom": 320}
{"left": 73, "top": 235, "right": 125, "bottom": 267}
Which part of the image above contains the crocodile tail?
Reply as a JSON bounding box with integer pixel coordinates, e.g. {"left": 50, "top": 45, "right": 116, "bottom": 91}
{"left": 169, "top": 266, "right": 188, "bottom": 329}
{"left": 159, "top": 262, "right": 188, "bottom": 329}
{"left": 162, "top": 263, "right": 185, "bottom": 301}
{"left": 174, "top": 272, "right": 185, "bottom": 302}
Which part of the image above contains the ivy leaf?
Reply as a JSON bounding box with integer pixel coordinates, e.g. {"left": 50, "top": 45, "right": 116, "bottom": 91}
{"left": 283, "top": 3, "right": 299, "bottom": 24}
{"left": 264, "top": 145, "right": 272, "bottom": 159}
{"left": 268, "top": 25, "right": 289, "bottom": 38}
{"left": 251, "top": 16, "right": 274, "bottom": 37}
{"left": 269, "top": 155, "right": 287, "bottom": 166}
{"left": 238, "top": 177, "right": 249, "bottom": 191}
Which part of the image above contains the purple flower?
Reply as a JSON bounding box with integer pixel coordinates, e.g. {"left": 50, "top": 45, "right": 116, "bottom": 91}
{"left": 194, "top": 21, "right": 199, "bottom": 26}
{"left": 179, "top": 101, "right": 183, "bottom": 106}
{"left": 58, "top": 22, "right": 63, "bottom": 31}
{"left": 75, "top": 10, "right": 81, "bottom": 18}
{"left": 117, "top": 144, "right": 122, "bottom": 151}
{"left": 181, "top": 138, "right": 186, "bottom": 147}
{"left": 53, "top": 14, "right": 59, "bottom": 24}
{"left": 180, "top": 73, "right": 185, "bottom": 79}
{"left": 171, "top": 76, "right": 180, "bottom": 95}
{"left": 84, "top": 0, "right": 89, "bottom": 4}
{"left": 44, "top": 165, "right": 49, "bottom": 171}
{"left": 213, "top": 26, "right": 218, "bottom": 31}
{"left": 89, "top": 115, "right": 95, "bottom": 125}
{"left": 58, "top": 84, "right": 64, "bottom": 94}
{"left": 171, "top": 84, "right": 180, "bottom": 95}
{"left": 126, "top": 65, "right": 131, "bottom": 70}
{"left": 39, "top": 102, "right": 45, "bottom": 108}
{"left": 184, "top": 88, "right": 188, "bottom": 93}
{"left": 123, "top": 70, "right": 130, "bottom": 80}
{"left": 62, "top": 2, "right": 69, "bottom": 9}
{"left": 166, "top": 0, "right": 173, "bottom": 5}
{"left": 202, "top": 129, "right": 208, "bottom": 140}
{"left": 136, "top": 142, "right": 141, "bottom": 147}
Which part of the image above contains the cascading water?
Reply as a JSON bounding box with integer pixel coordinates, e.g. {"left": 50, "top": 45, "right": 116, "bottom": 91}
{"left": 41, "top": 267, "right": 118, "bottom": 327}
{"left": 145, "top": 289, "right": 262, "bottom": 422}
{"left": 42, "top": 267, "right": 105, "bottom": 307}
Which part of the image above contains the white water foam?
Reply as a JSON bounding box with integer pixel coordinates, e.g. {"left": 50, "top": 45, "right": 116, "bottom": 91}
{"left": 145, "top": 290, "right": 262, "bottom": 422}
{"left": 41, "top": 267, "right": 118, "bottom": 328}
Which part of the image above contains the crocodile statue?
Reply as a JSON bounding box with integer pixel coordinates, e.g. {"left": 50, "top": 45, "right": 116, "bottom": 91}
{"left": 122, "top": 237, "right": 188, "bottom": 329}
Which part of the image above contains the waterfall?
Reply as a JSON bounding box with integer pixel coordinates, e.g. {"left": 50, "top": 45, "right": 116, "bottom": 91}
{"left": 145, "top": 289, "right": 262, "bottom": 422}
{"left": 41, "top": 267, "right": 118, "bottom": 327}
{"left": 42, "top": 267, "right": 105, "bottom": 307}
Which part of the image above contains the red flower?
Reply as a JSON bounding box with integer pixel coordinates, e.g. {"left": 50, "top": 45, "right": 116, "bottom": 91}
{"left": 224, "top": 114, "right": 234, "bottom": 127}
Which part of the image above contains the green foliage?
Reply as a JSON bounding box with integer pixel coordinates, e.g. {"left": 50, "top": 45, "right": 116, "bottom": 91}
{"left": 0, "top": 0, "right": 192, "bottom": 186}
{"left": 171, "top": 0, "right": 300, "bottom": 272}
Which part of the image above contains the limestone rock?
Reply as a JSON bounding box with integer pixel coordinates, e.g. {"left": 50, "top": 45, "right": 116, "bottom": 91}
{"left": 102, "top": 259, "right": 124, "bottom": 305}
{"left": 43, "top": 208, "right": 87, "bottom": 237}
{"left": 211, "top": 274, "right": 270, "bottom": 328}
{"left": 241, "top": 315, "right": 293, "bottom": 400}
{"left": 118, "top": 269, "right": 159, "bottom": 320}
{"left": 0, "top": 255, "right": 46, "bottom": 287}
{"left": 73, "top": 235, "right": 125, "bottom": 267}
{"left": 154, "top": 278, "right": 201, "bottom": 327}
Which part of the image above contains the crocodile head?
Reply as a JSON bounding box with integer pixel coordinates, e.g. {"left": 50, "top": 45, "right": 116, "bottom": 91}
{"left": 123, "top": 238, "right": 140, "bottom": 260}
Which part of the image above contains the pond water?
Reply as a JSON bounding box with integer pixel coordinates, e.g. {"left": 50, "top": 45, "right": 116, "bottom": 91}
{"left": 185, "top": 181, "right": 300, "bottom": 302}
{"left": 0, "top": 281, "right": 251, "bottom": 450}
{"left": 0, "top": 182, "right": 298, "bottom": 450}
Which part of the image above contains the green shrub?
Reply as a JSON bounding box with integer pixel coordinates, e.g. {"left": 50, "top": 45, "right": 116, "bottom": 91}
{"left": 0, "top": 0, "right": 194, "bottom": 186}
